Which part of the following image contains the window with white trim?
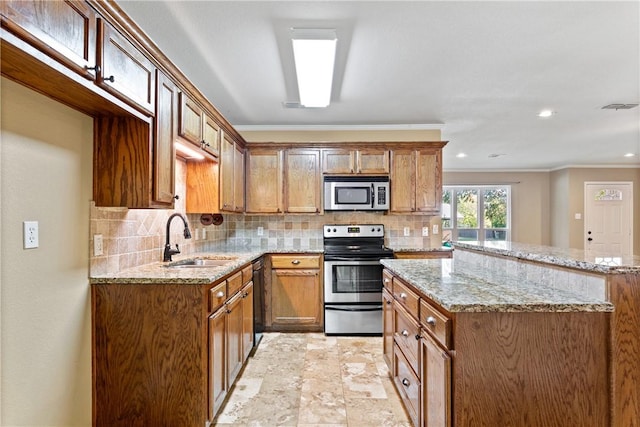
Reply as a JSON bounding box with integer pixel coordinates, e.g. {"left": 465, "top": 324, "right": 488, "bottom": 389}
{"left": 442, "top": 186, "right": 511, "bottom": 242}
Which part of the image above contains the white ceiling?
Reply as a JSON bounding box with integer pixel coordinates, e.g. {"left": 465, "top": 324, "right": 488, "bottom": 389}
{"left": 118, "top": 0, "right": 640, "bottom": 171}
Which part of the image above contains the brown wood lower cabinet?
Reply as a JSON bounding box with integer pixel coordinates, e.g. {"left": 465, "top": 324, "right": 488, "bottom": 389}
{"left": 93, "top": 263, "right": 255, "bottom": 426}
{"left": 383, "top": 268, "right": 611, "bottom": 427}
{"left": 266, "top": 254, "right": 323, "bottom": 331}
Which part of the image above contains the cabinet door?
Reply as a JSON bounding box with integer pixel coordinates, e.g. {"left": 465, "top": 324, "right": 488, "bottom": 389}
{"left": 241, "top": 281, "right": 254, "bottom": 361}
{"left": 322, "top": 149, "right": 355, "bottom": 174}
{"left": 226, "top": 293, "right": 244, "bottom": 387}
{"left": 270, "top": 268, "right": 322, "bottom": 329}
{"left": 415, "top": 149, "right": 441, "bottom": 214}
{"left": 390, "top": 149, "right": 416, "bottom": 212}
{"left": 219, "top": 133, "right": 235, "bottom": 212}
{"left": 246, "top": 149, "right": 283, "bottom": 213}
{"left": 186, "top": 160, "right": 219, "bottom": 214}
{"left": 357, "top": 149, "right": 389, "bottom": 174}
{"left": 153, "top": 70, "right": 176, "bottom": 207}
{"left": 284, "top": 149, "right": 321, "bottom": 213}
{"left": 209, "top": 306, "right": 227, "bottom": 421}
{"left": 178, "top": 92, "right": 203, "bottom": 145}
{"left": 422, "top": 331, "right": 452, "bottom": 427}
{"left": 1, "top": 0, "right": 98, "bottom": 79}
{"left": 233, "top": 145, "right": 245, "bottom": 212}
{"left": 383, "top": 288, "right": 395, "bottom": 370}
{"left": 97, "top": 19, "right": 156, "bottom": 114}
{"left": 202, "top": 114, "right": 220, "bottom": 158}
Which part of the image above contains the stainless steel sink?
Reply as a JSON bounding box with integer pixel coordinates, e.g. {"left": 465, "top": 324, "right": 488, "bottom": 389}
{"left": 164, "top": 257, "right": 238, "bottom": 268}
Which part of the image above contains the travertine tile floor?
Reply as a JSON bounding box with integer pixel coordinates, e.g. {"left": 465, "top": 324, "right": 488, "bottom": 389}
{"left": 215, "top": 332, "right": 411, "bottom": 426}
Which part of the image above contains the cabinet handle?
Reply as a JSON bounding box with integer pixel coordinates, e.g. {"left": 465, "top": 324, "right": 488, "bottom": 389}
{"left": 401, "top": 329, "right": 409, "bottom": 337}
{"left": 399, "top": 292, "right": 407, "bottom": 299}
{"left": 85, "top": 65, "right": 100, "bottom": 74}
{"left": 216, "top": 291, "right": 225, "bottom": 298}
{"left": 291, "top": 259, "right": 301, "bottom": 265}
{"left": 401, "top": 378, "right": 410, "bottom": 387}
{"left": 103, "top": 75, "right": 115, "bottom": 83}
{"left": 426, "top": 316, "right": 437, "bottom": 327}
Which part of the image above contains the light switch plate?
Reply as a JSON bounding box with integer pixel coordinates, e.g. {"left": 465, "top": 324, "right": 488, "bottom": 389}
{"left": 23, "top": 221, "right": 39, "bottom": 249}
{"left": 422, "top": 226, "right": 429, "bottom": 237}
{"left": 432, "top": 224, "right": 439, "bottom": 235}
{"left": 257, "top": 226, "right": 264, "bottom": 236}
{"left": 201, "top": 228, "right": 207, "bottom": 239}
{"left": 403, "top": 227, "right": 411, "bottom": 236}
{"left": 94, "top": 234, "right": 103, "bottom": 256}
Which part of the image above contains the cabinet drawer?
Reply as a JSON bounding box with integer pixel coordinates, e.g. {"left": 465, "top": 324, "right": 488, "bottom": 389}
{"left": 242, "top": 264, "right": 253, "bottom": 284}
{"left": 393, "top": 277, "right": 419, "bottom": 319}
{"left": 382, "top": 269, "right": 393, "bottom": 291}
{"left": 271, "top": 255, "right": 320, "bottom": 269}
{"left": 394, "top": 302, "right": 420, "bottom": 375}
{"left": 393, "top": 344, "right": 420, "bottom": 427}
{"left": 227, "top": 271, "right": 243, "bottom": 296}
{"left": 420, "top": 299, "right": 452, "bottom": 349}
{"left": 209, "top": 281, "right": 227, "bottom": 312}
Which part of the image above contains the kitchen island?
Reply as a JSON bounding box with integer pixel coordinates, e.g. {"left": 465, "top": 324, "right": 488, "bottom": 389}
{"left": 381, "top": 241, "right": 639, "bottom": 427}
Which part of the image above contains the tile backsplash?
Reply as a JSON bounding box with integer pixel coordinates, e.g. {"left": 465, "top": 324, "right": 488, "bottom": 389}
{"left": 90, "top": 160, "right": 441, "bottom": 275}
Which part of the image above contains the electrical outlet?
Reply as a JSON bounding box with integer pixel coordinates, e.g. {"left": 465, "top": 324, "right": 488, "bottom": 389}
{"left": 94, "top": 234, "right": 104, "bottom": 256}
{"left": 257, "top": 226, "right": 264, "bottom": 236}
{"left": 403, "top": 227, "right": 411, "bottom": 237}
{"left": 432, "top": 224, "right": 439, "bottom": 235}
{"left": 194, "top": 229, "right": 200, "bottom": 240}
{"left": 23, "top": 221, "right": 39, "bottom": 249}
{"left": 422, "top": 226, "right": 429, "bottom": 237}
{"left": 201, "top": 228, "right": 207, "bottom": 239}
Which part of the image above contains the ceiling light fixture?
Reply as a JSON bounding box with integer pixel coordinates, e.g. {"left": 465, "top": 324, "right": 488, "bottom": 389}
{"left": 291, "top": 28, "right": 337, "bottom": 108}
{"left": 175, "top": 142, "right": 205, "bottom": 160}
{"left": 624, "top": 153, "right": 636, "bottom": 157}
{"left": 456, "top": 153, "right": 467, "bottom": 158}
{"left": 537, "top": 110, "right": 554, "bottom": 118}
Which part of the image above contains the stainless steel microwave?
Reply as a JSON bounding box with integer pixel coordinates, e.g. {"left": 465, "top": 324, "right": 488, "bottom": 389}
{"left": 323, "top": 176, "right": 390, "bottom": 211}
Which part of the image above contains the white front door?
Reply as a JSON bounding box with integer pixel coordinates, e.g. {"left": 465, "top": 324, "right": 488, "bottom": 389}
{"left": 584, "top": 182, "right": 633, "bottom": 256}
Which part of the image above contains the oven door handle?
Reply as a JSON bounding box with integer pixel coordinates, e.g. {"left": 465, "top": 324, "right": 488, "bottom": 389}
{"left": 371, "top": 183, "right": 375, "bottom": 209}
{"left": 324, "top": 257, "right": 383, "bottom": 263}
{"left": 325, "top": 305, "right": 383, "bottom": 312}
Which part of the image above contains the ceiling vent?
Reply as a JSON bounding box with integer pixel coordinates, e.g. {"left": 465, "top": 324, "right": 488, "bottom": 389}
{"left": 601, "top": 103, "right": 639, "bottom": 110}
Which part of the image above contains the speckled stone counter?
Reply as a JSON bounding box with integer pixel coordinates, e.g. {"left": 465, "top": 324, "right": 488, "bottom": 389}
{"left": 386, "top": 246, "right": 453, "bottom": 254}
{"left": 454, "top": 240, "right": 640, "bottom": 274}
{"left": 381, "top": 258, "right": 613, "bottom": 313}
{"left": 89, "top": 244, "right": 323, "bottom": 285}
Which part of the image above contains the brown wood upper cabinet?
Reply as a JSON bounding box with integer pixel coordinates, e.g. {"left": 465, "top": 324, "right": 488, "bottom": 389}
{"left": 390, "top": 148, "right": 442, "bottom": 214}
{"left": 178, "top": 92, "right": 220, "bottom": 158}
{"left": 322, "top": 149, "right": 389, "bottom": 174}
{"left": 246, "top": 149, "right": 283, "bottom": 213}
{"left": 285, "top": 149, "right": 321, "bottom": 213}
{"left": 96, "top": 18, "right": 156, "bottom": 115}
{"left": 1, "top": 0, "right": 98, "bottom": 80}
{"left": 152, "top": 70, "right": 177, "bottom": 207}
{"left": 220, "top": 132, "right": 245, "bottom": 213}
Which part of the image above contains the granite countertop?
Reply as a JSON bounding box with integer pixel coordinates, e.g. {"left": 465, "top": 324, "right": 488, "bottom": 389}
{"left": 381, "top": 258, "right": 613, "bottom": 313}
{"left": 90, "top": 244, "right": 324, "bottom": 285}
{"left": 453, "top": 241, "right": 640, "bottom": 274}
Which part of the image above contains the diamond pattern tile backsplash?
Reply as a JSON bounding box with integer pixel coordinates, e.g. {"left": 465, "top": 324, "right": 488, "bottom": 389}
{"left": 90, "top": 160, "right": 440, "bottom": 275}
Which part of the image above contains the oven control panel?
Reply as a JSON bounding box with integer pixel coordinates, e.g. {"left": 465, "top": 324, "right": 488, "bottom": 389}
{"left": 323, "top": 224, "right": 385, "bottom": 238}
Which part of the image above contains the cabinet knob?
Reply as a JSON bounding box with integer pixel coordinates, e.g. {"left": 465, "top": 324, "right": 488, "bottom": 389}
{"left": 173, "top": 194, "right": 180, "bottom": 200}
{"left": 426, "top": 316, "right": 437, "bottom": 327}
{"left": 399, "top": 292, "right": 407, "bottom": 299}
{"left": 85, "top": 65, "right": 100, "bottom": 74}
{"left": 216, "top": 291, "right": 225, "bottom": 298}
{"left": 401, "top": 329, "right": 409, "bottom": 337}
{"left": 103, "top": 75, "right": 115, "bottom": 83}
{"left": 386, "top": 300, "right": 391, "bottom": 305}
{"left": 415, "top": 334, "right": 421, "bottom": 341}
{"left": 401, "top": 378, "right": 410, "bottom": 387}
{"left": 384, "top": 278, "right": 390, "bottom": 283}
{"left": 291, "top": 259, "right": 301, "bottom": 265}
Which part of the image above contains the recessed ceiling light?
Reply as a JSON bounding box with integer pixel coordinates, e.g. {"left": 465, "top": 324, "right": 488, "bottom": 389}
{"left": 456, "top": 153, "right": 467, "bottom": 158}
{"left": 624, "top": 153, "right": 636, "bottom": 157}
{"left": 538, "top": 110, "right": 554, "bottom": 118}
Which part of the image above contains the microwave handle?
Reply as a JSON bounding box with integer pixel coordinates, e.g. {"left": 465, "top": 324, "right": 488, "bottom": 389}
{"left": 371, "top": 184, "right": 375, "bottom": 208}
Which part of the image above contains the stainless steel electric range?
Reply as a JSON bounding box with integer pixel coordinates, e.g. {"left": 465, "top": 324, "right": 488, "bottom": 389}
{"left": 323, "top": 224, "right": 394, "bottom": 335}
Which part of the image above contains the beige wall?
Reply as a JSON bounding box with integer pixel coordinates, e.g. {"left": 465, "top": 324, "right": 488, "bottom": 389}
{"left": 238, "top": 128, "right": 441, "bottom": 142}
{"left": 443, "top": 171, "right": 551, "bottom": 245}
{"left": 560, "top": 167, "right": 640, "bottom": 253}
{"left": 1, "top": 78, "right": 92, "bottom": 425}
{"left": 549, "top": 169, "right": 570, "bottom": 247}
